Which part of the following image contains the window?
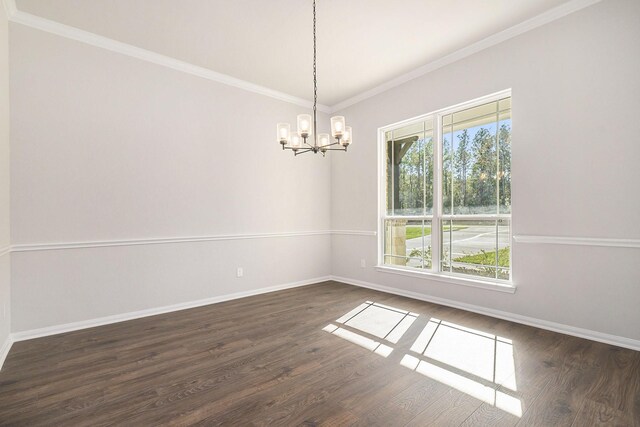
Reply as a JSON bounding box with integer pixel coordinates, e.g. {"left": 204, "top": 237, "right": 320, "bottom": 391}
{"left": 380, "top": 91, "right": 512, "bottom": 286}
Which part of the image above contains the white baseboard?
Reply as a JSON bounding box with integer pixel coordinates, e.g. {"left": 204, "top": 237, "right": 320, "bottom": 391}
{"left": 7, "top": 273, "right": 638, "bottom": 365}
{"left": 11, "top": 276, "right": 331, "bottom": 342}
{"left": 330, "top": 275, "right": 640, "bottom": 352}
{"left": 0, "top": 335, "right": 13, "bottom": 371}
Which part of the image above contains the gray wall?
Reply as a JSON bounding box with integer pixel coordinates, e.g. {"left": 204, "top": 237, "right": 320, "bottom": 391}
{"left": 6, "top": 0, "right": 640, "bottom": 345}
{"left": 9, "top": 24, "right": 331, "bottom": 332}
{"left": 0, "top": 3, "right": 11, "bottom": 352}
{"left": 330, "top": 0, "right": 640, "bottom": 341}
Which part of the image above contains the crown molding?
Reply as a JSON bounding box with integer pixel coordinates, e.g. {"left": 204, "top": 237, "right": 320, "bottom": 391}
{"left": 7, "top": 0, "right": 602, "bottom": 114}
{"left": 513, "top": 235, "right": 640, "bottom": 249}
{"left": 5, "top": 0, "right": 331, "bottom": 113}
{"left": 329, "top": 0, "right": 602, "bottom": 113}
{"left": 2, "top": 0, "right": 16, "bottom": 20}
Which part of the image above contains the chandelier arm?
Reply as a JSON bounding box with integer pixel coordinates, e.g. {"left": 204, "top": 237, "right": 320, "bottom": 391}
{"left": 294, "top": 148, "right": 314, "bottom": 156}
{"left": 324, "top": 141, "right": 342, "bottom": 148}
{"left": 324, "top": 147, "right": 348, "bottom": 151}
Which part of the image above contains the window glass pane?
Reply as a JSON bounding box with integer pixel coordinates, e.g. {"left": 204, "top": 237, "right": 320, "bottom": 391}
{"left": 459, "top": 102, "right": 498, "bottom": 215}
{"left": 441, "top": 220, "right": 499, "bottom": 279}
{"left": 407, "top": 219, "right": 432, "bottom": 269}
{"left": 424, "top": 129, "right": 434, "bottom": 215}
{"left": 468, "top": 121, "right": 497, "bottom": 215}
{"left": 497, "top": 219, "right": 510, "bottom": 280}
{"left": 451, "top": 102, "right": 497, "bottom": 130}
{"left": 386, "top": 118, "right": 434, "bottom": 216}
{"left": 440, "top": 219, "right": 453, "bottom": 272}
{"left": 452, "top": 127, "right": 474, "bottom": 214}
{"left": 395, "top": 134, "right": 424, "bottom": 215}
{"left": 394, "top": 122, "right": 424, "bottom": 140}
{"left": 498, "top": 111, "right": 512, "bottom": 214}
{"left": 442, "top": 117, "right": 454, "bottom": 215}
{"left": 498, "top": 97, "right": 511, "bottom": 112}
{"left": 384, "top": 219, "right": 425, "bottom": 268}
{"left": 444, "top": 99, "right": 512, "bottom": 216}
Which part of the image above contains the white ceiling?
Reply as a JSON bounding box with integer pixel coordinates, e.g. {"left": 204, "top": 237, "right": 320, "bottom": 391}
{"left": 16, "top": 0, "right": 574, "bottom": 107}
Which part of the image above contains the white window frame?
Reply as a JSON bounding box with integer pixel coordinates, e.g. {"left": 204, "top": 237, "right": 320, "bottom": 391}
{"left": 376, "top": 90, "right": 516, "bottom": 293}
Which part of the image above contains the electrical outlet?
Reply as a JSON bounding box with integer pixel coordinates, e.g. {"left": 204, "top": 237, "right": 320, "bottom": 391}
{"left": 236, "top": 267, "right": 244, "bottom": 278}
{"left": 360, "top": 259, "right": 366, "bottom": 268}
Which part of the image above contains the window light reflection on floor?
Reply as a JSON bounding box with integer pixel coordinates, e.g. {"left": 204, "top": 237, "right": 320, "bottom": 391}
{"left": 322, "top": 324, "right": 393, "bottom": 357}
{"left": 400, "top": 354, "right": 522, "bottom": 417}
{"left": 403, "top": 317, "right": 522, "bottom": 417}
{"left": 335, "top": 301, "right": 418, "bottom": 343}
{"left": 324, "top": 304, "right": 522, "bottom": 418}
{"left": 323, "top": 301, "right": 418, "bottom": 358}
{"left": 411, "top": 318, "right": 517, "bottom": 391}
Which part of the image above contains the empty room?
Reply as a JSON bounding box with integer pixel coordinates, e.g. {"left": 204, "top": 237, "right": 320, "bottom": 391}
{"left": 0, "top": 0, "right": 639, "bottom": 425}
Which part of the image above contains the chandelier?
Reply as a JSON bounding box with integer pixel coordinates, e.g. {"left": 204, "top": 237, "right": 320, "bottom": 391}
{"left": 277, "top": 0, "right": 352, "bottom": 156}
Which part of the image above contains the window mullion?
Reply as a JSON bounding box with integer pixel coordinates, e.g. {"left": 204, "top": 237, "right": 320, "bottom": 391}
{"left": 432, "top": 114, "right": 442, "bottom": 274}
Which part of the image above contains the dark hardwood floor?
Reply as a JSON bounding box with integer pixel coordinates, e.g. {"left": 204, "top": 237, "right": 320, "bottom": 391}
{"left": 0, "top": 281, "right": 638, "bottom": 426}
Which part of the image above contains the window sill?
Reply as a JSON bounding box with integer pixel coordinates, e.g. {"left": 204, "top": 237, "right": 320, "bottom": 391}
{"left": 375, "top": 265, "right": 516, "bottom": 294}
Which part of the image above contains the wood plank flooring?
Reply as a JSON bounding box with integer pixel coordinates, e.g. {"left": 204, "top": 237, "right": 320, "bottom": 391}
{"left": 0, "top": 281, "right": 638, "bottom": 426}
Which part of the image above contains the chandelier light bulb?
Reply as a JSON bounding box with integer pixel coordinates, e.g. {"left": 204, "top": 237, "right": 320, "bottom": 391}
{"left": 331, "top": 116, "right": 345, "bottom": 138}
{"left": 277, "top": 123, "right": 290, "bottom": 144}
{"left": 297, "top": 114, "right": 312, "bottom": 138}
{"left": 318, "top": 133, "right": 330, "bottom": 148}
{"left": 342, "top": 126, "right": 352, "bottom": 146}
{"left": 290, "top": 134, "right": 301, "bottom": 148}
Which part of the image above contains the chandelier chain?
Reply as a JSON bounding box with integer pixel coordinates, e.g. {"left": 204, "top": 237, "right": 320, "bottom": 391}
{"left": 312, "top": 0, "right": 317, "bottom": 144}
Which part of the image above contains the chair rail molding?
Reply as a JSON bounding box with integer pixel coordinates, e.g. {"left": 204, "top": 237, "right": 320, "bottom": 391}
{"left": 513, "top": 235, "right": 640, "bottom": 249}
{"left": 9, "top": 230, "right": 333, "bottom": 252}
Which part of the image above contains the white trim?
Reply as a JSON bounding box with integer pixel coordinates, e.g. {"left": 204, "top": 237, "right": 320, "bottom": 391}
{"left": 11, "top": 231, "right": 332, "bottom": 252}
{"left": 330, "top": 0, "right": 602, "bottom": 112}
{"left": 514, "top": 235, "right": 640, "bottom": 249}
{"left": 6, "top": 232, "right": 638, "bottom": 254}
{"left": 6, "top": 0, "right": 601, "bottom": 113}
{"left": 331, "top": 230, "right": 377, "bottom": 237}
{"left": 11, "top": 275, "right": 331, "bottom": 342}
{"left": 375, "top": 266, "right": 516, "bottom": 294}
{"left": 330, "top": 275, "right": 640, "bottom": 352}
{"left": 6, "top": 4, "right": 331, "bottom": 113}
{"left": 2, "top": 0, "right": 16, "bottom": 20}
{"left": 0, "top": 335, "right": 12, "bottom": 371}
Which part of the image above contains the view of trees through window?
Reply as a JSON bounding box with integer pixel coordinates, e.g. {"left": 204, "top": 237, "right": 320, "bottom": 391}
{"left": 383, "top": 95, "right": 512, "bottom": 281}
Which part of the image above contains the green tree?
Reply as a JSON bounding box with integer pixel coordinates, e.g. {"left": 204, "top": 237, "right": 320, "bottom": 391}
{"left": 442, "top": 136, "right": 453, "bottom": 213}
{"left": 470, "top": 128, "right": 496, "bottom": 209}
{"left": 497, "top": 124, "right": 511, "bottom": 211}
{"left": 454, "top": 129, "right": 472, "bottom": 208}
